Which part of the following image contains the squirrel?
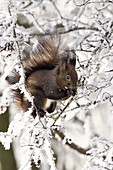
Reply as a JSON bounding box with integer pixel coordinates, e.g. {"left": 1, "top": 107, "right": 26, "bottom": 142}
{"left": 9, "top": 36, "right": 78, "bottom": 118}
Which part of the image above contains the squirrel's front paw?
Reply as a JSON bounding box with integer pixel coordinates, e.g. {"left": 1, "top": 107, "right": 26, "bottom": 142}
{"left": 66, "top": 89, "right": 76, "bottom": 96}
{"left": 38, "top": 108, "right": 46, "bottom": 117}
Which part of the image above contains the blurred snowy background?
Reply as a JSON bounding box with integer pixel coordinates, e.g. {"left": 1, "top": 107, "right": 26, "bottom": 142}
{"left": 0, "top": 0, "right": 113, "bottom": 170}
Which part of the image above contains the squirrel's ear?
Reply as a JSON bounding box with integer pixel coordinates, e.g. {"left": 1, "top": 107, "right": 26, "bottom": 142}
{"left": 61, "top": 57, "right": 68, "bottom": 69}
{"left": 57, "top": 59, "right": 67, "bottom": 75}
{"left": 67, "top": 50, "right": 76, "bottom": 67}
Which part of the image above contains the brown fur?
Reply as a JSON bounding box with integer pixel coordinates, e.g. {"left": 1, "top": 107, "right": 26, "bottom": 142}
{"left": 11, "top": 36, "right": 78, "bottom": 117}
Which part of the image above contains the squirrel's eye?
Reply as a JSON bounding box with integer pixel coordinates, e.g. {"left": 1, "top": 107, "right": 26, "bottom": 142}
{"left": 66, "top": 75, "right": 71, "bottom": 81}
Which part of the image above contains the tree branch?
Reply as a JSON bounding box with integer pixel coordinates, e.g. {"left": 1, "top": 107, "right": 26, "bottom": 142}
{"left": 54, "top": 128, "right": 90, "bottom": 155}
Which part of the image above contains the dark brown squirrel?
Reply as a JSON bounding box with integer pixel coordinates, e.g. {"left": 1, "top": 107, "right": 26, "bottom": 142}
{"left": 10, "top": 36, "right": 78, "bottom": 118}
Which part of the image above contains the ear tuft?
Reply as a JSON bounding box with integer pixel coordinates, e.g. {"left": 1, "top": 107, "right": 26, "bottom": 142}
{"left": 59, "top": 49, "right": 76, "bottom": 70}
{"left": 68, "top": 50, "right": 76, "bottom": 67}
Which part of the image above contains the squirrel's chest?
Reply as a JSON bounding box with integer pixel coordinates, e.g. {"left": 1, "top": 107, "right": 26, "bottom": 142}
{"left": 44, "top": 87, "right": 69, "bottom": 100}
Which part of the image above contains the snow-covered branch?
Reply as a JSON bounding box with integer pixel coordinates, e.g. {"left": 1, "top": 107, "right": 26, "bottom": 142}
{"left": 1, "top": 0, "right": 113, "bottom": 170}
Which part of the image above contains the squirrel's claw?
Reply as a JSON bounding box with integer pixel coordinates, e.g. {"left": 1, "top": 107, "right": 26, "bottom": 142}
{"left": 66, "top": 89, "right": 76, "bottom": 96}
{"left": 37, "top": 108, "right": 46, "bottom": 117}
{"left": 32, "top": 108, "right": 46, "bottom": 118}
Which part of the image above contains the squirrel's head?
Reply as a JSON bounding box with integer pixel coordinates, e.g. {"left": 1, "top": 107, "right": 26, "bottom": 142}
{"left": 56, "top": 50, "right": 78, "bottom": 96}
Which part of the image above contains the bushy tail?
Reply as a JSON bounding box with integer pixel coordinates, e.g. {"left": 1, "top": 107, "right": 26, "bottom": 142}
{"left": 23, "top": 36, "right": 63, "bottom": 78}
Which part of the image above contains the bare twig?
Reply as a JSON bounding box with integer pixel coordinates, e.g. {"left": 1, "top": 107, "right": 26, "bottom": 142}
{"left": 52, "top": 97, "right": 74, "bottom": 126}
{"left": 30, "top": 25, "right": 99, "bottom": 37}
